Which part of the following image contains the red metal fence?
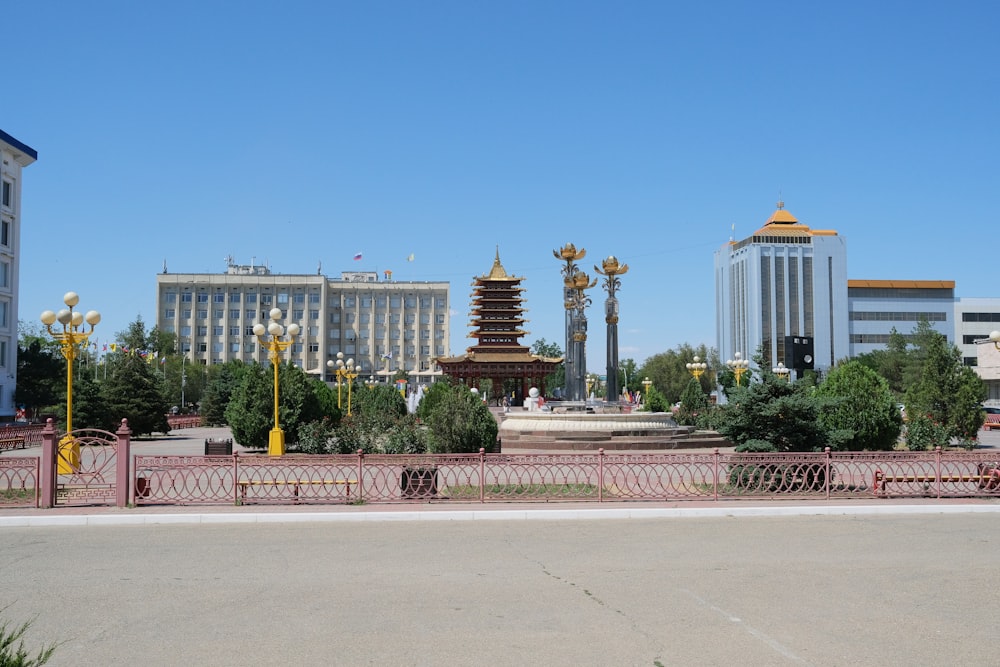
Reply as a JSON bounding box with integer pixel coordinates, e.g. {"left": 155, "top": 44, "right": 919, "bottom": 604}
{"left": 7, "top": 445, "right": 1000, "bottom": 509}
{"left": 0, "top": 457, "right": 39, "bottom": 508}
{"left": 127, "top": 448, "right": 1000, "bottom": 507}
{"left": 166, "top": 415, "right": 203, "bottom": 429}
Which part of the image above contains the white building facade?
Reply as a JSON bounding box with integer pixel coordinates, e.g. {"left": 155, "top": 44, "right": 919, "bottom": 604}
{"left": 847, "top": 280, "right": 955, "bottom": 357}
{"left": 156, "top": 261, "right": 450, "bottom": 383}
{"left": 715, "top": 204, "right": 849, "bottom": 377}
{"left": 955, "top": 298, "right": 1000, "bottom": 368}
{"left": 1, "top": 130, "right": 37, "bottom": 421}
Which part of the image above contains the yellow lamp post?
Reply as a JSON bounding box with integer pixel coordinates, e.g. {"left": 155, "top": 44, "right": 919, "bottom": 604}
{"left": 328, "top": 352, "right": 359, "bottom": 415}
{"left": 772, "top": 361, "right": 791, "bottom": 382}
{"left": 726, "top": 352, "right": 750, "bottom": 387}
{"left": 253, "top": 308, "right": 299, "bottom": 456}
{"left": 641, "top": 376, "right": 653, "bottom": 403}
{"left": 40, "top": 292, "right": 100, "bottom": 474}
{"left": 686, "top": 356, "right": 707, "bottom": 380}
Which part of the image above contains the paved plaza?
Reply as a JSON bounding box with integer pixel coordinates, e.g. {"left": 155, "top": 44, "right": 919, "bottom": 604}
{"left": 3, "top": 513, "right": 1000, "bottom": 666}
{"left": 4, "top": 427, "right": 1000, "bottom": 665}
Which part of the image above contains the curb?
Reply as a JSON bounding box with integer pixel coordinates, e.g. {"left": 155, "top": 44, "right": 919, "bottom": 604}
{"left": 3, "top": 503, "right": 1000, "bottom": 527}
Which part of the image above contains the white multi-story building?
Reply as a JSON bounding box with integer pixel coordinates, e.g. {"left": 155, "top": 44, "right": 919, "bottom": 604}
{"left": 955, "top": 298, "right": 1000, "bottom": 368}
{"left": 1, "top": 130, "right": 37, "bottom": 421}
{"left": 716, "top": 203, "right": 1000, "bottom": 388}
{"left": 847, "top": 280, "right": 955, "bottom": 357}
{"left": 715, "top": 203, "right": 849, "bottom": 377}
{"left": 156, "top": 260, "right": 450, "bottom": 383}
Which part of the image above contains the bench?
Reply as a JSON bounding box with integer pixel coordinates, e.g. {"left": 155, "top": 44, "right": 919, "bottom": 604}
{"left": 204, "top": 438, "right": 233, "bottom": 456}
{"left": 984, "top": 415, "right": 1000, "bottom": 430}
{"left": 874, "top": 465, "right": 1000, "bottom": 494}
{"left": 0, "top": 435, "right": 25, "bottom": 451}
{"left": 237, "top": 479, "right": 357, "bottom": 503}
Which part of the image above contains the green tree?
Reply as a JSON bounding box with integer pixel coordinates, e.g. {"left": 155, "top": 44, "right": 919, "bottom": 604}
{"left": 716, "top": 373, "right": 827, "bottom": 452}
{"left": 854, "top": 327, "right": 907, "bottom": 398}
{"left": 277, "top": 364, "right": 325, "bottom": 441}
{"left": 640, "top": 383, "right": 670, "bottom": 413}
{"left": 638, "top": 343, "right": 717, "bottom": 404}
{"left": 331, "top": 385, "right": 415, "bottom": 454}
{"left": 815, "top": 360, "right": 902, "bottom": 451}
{"left": 101, "top": 353, "right": 170, "bottom": 436}
{"left": 619, "top": 357, "right": 639, "bottom": 394}
{"left": 426, "top": 384, "right": 498, "bottom": 453}
{"left": 0, "top": 608, "right": 57, "bottom": 666}
{"left": 63, "top": 372, "right": 109, "bottom": 431}
{"left": 675, "top": 377, "right": 709, "bottom": 426}
{"left": 904, "top": 327, "right": 986, "bottom": 448}
{"left": 162, "top": 356, "right": 207, "bottom": 412}
{"left": 224, "top": 364, "right": 272, "bottom": 448}
{"left": 416, "top": 379, "right": 454, "bottom": 421}
{"left": 200, "top": 361, "right": 249, "bottom": 426}
{"left": 15, "top": 338, "right": 63, "bottom": 421}
{"left": 531, "top": 338, "right": 564, "bottom": 395}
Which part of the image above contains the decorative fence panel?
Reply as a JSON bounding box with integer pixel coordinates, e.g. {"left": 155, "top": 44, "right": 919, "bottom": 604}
{"left": 55, "top": 429, "right": 121, "bottom": 507}
{"left": 0, "top": 457, "right": 39, "bottom": 507}
{"left": 125, "top": 447, "right": 1000, "bottom": 507}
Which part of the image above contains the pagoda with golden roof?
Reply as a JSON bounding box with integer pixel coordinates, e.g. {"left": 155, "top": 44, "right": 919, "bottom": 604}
{"left": 435, "top": 249, "right": 562, "bottom": 402}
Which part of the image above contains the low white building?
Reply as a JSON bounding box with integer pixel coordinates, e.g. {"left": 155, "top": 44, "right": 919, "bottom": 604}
{"left": 1, "top": 130, "right": 37, "bottom": 421}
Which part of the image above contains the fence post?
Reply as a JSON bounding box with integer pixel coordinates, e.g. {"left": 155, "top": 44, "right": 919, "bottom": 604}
{"left": 713, "top": 448, "right": 719, "bottom": 501}
{"left": 598, "top": 448, "right": 604, "bottom": 502}
{"left": 825, "top": 447, "right": 831, "bottom": 500}
{"left": 357, "top": 450, "right": 365, "bottom": 502}
{"left": 935, "top": 446, "right": 942, "bottom": 499}
{"left": 39, "top": 419, "right": 57, "bottom": 508}
{"left": 479, "top": 448, "right": 486, "bottom": 503}
{"left": 232, "top": 452, "right": 240, "bottom": 505}
{"left": 116, "top": 419, "right": 132, "bottom": 508}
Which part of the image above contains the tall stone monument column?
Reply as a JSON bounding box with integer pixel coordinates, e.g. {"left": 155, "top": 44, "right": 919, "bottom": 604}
{"left": 595, "top": 256, "right": 628, "bottom": 402}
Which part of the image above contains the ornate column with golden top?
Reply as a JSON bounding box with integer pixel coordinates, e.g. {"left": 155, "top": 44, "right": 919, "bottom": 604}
{"left": 554, "top": 243, "right": 596, "bottom": 402}
{"left": 595, "top": 255, "right": 628, "bottom": 402}
{"left": 554, "top": 244, "right": 584, "bottom": 401}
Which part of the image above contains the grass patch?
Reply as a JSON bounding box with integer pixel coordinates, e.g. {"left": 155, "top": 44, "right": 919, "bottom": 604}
{"left": 445, "top": 483, "right": 599, "bottom": 498}
{"left": 1, "top": 487, "right": 33, "bottom": 501}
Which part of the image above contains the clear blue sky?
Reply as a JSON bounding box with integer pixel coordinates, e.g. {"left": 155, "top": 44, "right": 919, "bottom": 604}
{"left": 7, "top": 1, "right": 999, "bottom": 372}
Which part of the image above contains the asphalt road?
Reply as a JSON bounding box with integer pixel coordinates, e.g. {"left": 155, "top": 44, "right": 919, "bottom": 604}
{"left": 3, "top": 513, "right": 1000, "bottom": 666}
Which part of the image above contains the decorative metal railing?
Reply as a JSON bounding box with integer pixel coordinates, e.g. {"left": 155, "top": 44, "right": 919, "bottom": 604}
{"left": 0, "top": 457, "right": 39, "bottom": 507}
{"left": 0, "top": 424, "right": 45, "bottom": 449}
{"left": 166, "top": 415, "right": 203, "bottom": 430}
{"left": 126, "top": 448, "right": 1000, "bottom": 507}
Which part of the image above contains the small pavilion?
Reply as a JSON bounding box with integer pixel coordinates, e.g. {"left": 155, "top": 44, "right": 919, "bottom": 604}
{"left": 435, "top": 250, "right": 562, "bottom": 402}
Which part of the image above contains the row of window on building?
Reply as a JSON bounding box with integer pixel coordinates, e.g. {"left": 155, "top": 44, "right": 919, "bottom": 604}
{"left": 162, "top": 291, "right": 446, "bottom": 310}
{"left": 162, "top": 307, "right": 447, "bottom": 326}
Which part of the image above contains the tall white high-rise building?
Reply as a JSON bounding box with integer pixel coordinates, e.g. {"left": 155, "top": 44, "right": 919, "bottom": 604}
{"left": 1, "top": 130, "right": 37, "bottom": 421}
{"left": 715, "top": 203, "right": 849, "bottom": 376}
{"left": 156, "top": 260, "right": 450, "bottom": 384}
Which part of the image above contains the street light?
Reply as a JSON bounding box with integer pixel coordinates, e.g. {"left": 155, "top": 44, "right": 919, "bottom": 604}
{"left": 40, "top": 292, "right": 100, "bottom": 474}
{"left": 726, "top": 352, "right": 750, "bottom": 387}
{"left": 772, "top": 361, "right": 790, "bottom": 382}
{"left": 253, "top": 308, "right": 299, "bottom": 456}
{"left": 328, "top": 352, "right": 359, "bottom": 415}
{"left": 990, "top": 330, "right": 1000, "bottom": 350}
{"left": 641, "top": 377, "right": 653, "bottom": 402}
{"left": 686, "top": 356, "right": 707, "bottom": 380}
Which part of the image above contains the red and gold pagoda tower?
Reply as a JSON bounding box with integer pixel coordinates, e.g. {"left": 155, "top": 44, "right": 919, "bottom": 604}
{"left": 435, "top": 249, "right": 562, "bottom": 402}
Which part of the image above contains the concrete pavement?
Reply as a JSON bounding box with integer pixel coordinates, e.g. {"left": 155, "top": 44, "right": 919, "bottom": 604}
{"left": 5, "top": 427, "right": 1000, "bottom": 665}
